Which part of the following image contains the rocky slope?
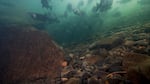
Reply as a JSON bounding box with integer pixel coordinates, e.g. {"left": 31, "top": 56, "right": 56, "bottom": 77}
{"left": 61, "top": 22, "right": 150, "bottom": 84}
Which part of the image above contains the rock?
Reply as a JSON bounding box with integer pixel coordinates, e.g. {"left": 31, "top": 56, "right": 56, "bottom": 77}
{"left": 125, "top": 39, "right": 149, "bottom": 54}
{"left": 83, "top": 65, "right": 95, "bottom": 72}
{"left": 132, "top": 45, "right": 148, "bottom": 54}
{"left": 72, "top": 60, "right": 82, "bottom": 69}
{"left": 88, "top": 76, "right": 100, "bottom": 84}
{"left": 127, "top": 58, "right": 150, "bottom": 84}
{"left": 69, "top": 53, "right": 74, "bottom": 58}
{"left": 132, "top": 33, "right": 149, "bottom": 41}
{"left": 61, "top": 61, "right": 68, "bottom": 67}
{"left": 79, "top": 56, "right": 85, "bottom": 60}
{"left": 107, "top": 66, "right": 123, "bottom": 73}
{"left": 124, "top": 40, "right": 135, "bottom": 46}
{"left": 103, "top": 56, "right": 123, "bottom": 66}
{"left": 0, "top": 26, "right": 64, "bottom": 84}
{"left": 61, "top": 66, "right": 74, "bottom": 78}
{"left": 143, "top": 22, "right": 150, "bottom": 28}
{"left": 64, "top": 56, "right": 72, "bottom": 65}
{"left": 61, "top": 78, "right": 68, "bottom": 82}
{"left": 95, "top": 71, "right": 108, "bottom": 79}
{"left": 123, "top": 52, "right": 150, "bottom": 70}
{"left": 85, "top": 53, "right": 92, "bottom": 58}
{"left": 144, "top": 28, "right": 150, "bottom": 33}
{"left": 89, "top": 35, "right": 124, "bottom": 50}
{"left": 90, "top": 48, "right": 109, "bottom": 56}
{"left": 74, "top": 70, "right": 84, "bottom": 77}
{"left": 105, "top": 73, "right": 125, "bottom": 84}
{"left": 80, "top": 73, "right": 91, "bottom": 84}
{"left": 134, "top": 39, "right": 149, "bottom": 46}
{"left": 65, "top": 78, "right": 80, "bottom": 84}
{"left": 146, "top": 46, "right": 150, "bottom": 55}
{"left": 84, "top": 55, "right": 105, "bottom": 65}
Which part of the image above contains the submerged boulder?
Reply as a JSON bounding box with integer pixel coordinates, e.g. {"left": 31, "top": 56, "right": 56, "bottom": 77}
{"left": 0, "top": 26, "right": 64, "bottom": 84}
{"left": 123, "top": 52, "right": 150, "bottom": 69}
{"left": 123, "top": 52, "right": 150, "bottom": 84}
{"left": 89, "top": 35, "right": 124, "bottom": 50}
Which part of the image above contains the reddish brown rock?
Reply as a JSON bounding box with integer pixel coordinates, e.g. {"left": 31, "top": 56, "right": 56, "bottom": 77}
{"left": 0, "top": 26, "right": 64, "bottom": 84}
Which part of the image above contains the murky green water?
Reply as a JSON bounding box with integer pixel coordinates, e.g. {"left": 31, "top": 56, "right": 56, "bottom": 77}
{"left": 0, "top": 0, "right": 150, "bottom": 46}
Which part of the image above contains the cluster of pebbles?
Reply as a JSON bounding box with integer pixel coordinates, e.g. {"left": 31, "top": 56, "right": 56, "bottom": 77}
{"left": 58, "top": 22, "right": 150, "bottom": 84}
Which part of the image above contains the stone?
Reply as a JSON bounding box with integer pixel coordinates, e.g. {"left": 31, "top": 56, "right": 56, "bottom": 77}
{"left": 61, "top": 78, "right": 68, "bottom": 82}
{"left": 0, "top": 26, "right": 64, "bottom": 84}
{"left": 127, "top": 58, "right": 150, "bottom": 84}
{"left": 62, "top": 61, "right": 68, "bottom": 67}
{"left": 134, "top": 39, "right": 149, "bottom": 46}
{"left": 80, "top": 73, "right": 91, "bottom": 84}
{"left": 107, "top": 66, "right": 123, "bottom": 73}
{"left": 89, "top": 35, "right": 124, "bottom": 50}
{"left": 122, "top": 52, "right": 150, "bottom": 84}
{"left": 84, "top": 55, "right": 105, "bottom": 65}
{"left": 105, "top": 73, "right": 124, "bottom": 84}
{"left": 103, "top": 56, "right": 123, "bottom": 66}
{"left": 144, "top": 28, "right": 150, "bottom": 33}
{"left": 64, "top": 78, "right": 80, "bottom": 84}
{"left": 61, "top": 65, "right": 74, "bottom": 78}
{"left": 143, "top": 22, "right": 150, "bottom": 28}
{"left": 88, "top": 76, "right": 100, "bottom": 84}
{"left": 124, "top": 40, "right": 135, "bottom": 46}
{"left": 123, "top": 52, "right": 150, "bottom": 70}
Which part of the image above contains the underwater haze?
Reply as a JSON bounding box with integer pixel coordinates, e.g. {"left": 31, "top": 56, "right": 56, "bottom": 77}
{"left": 0, "top": 0, "right": 150, "bottom": 46}
{"left": 1, "top": 0, "right": 150, "bottom": 84}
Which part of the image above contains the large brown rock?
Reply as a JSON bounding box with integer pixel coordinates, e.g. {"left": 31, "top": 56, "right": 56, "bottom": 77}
{"left": 0, "top": 26, "right": 64, "bottom": 84}
{"left": 122, "top": 52, "right": 150, "bottom": 70}
{"left": 123, "top": 52, "right": 150, "bottom": 84}
{"left": 89, "top": 35, "right": 124, "bottom": 50}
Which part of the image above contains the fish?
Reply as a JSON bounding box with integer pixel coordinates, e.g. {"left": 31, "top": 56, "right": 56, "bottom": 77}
{"left": 41, "top": 0, "right": 52, "bottom": 9}
{"left": 72, "top": 8, "right": 85, "bottom": 16}
{"left": 96, "top": 0, "right": 113, "bottom": 12}
{"left": 66, "top": 3, "right": 73, "bottom": 12}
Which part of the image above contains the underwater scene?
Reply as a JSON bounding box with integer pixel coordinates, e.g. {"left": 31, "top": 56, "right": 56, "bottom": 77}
{"left": 0, "top": 0, "right": 150, "bottom": 84}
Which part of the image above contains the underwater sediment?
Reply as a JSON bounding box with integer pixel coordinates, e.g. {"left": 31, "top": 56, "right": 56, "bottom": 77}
{"left": 61, "top": 22, "right": 150, "bottom": 84}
